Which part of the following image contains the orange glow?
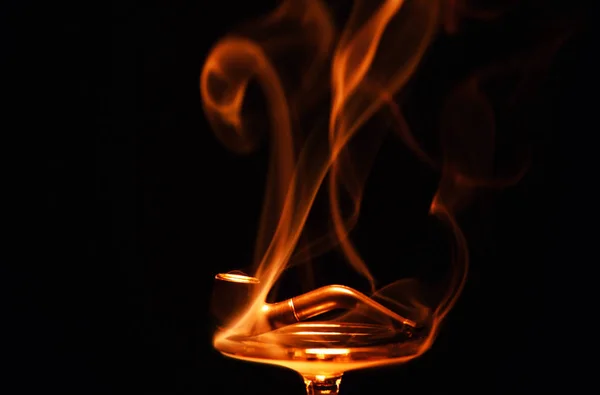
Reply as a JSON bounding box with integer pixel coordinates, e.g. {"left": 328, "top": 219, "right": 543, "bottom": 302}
{"left": 200, "top": 0, "right": 564, "bottom": 378}
{"left": 215, "top": 273, "right": 260, "bottom": 284}
{"left": 305, "top": 349, "right": 350, "bottom": 356}
{"left": 200, "top": 0, "right": 459, "bottom": 375}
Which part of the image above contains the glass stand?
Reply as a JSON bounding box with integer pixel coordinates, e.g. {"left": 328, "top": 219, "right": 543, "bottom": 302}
{"left": 303, "top": 374, "right": 343, "bottom": 395}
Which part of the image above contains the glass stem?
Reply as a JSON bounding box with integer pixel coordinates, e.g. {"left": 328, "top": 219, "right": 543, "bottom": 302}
{"left": 303, "top": 374, "right": 343, "bottom": 395}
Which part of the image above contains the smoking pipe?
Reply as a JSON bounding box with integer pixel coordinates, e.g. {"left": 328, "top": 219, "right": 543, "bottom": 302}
{"left": 211, "top": 272, "right": 418, "bottom": 336}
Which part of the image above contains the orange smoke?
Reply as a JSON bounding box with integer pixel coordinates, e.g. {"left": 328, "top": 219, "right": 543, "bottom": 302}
{"left": 200, "top": 0, "right": 571, "bottom": 372}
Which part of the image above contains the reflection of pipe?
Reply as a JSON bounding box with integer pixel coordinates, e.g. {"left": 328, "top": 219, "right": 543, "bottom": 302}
{"left": 212, "top": 272, "right": 417, "bottom": 335}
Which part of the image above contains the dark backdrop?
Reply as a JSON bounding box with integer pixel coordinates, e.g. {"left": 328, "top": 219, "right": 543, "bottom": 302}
{"left": 5, "top": 1, "right": 595, "bottom": 393}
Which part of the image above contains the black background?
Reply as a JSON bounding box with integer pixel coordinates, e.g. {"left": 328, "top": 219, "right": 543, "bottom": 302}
{"left": 5, "top": 0, "right": 596, "bottom": 393}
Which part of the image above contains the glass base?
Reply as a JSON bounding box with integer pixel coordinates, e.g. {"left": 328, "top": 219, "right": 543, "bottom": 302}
{"left": 303, "top": 374, "right": 343, "bottom": 395}
{"left": 216, "top": 322, "right": 419, "bottom": 376}
{"left": 216, "top": 321, "right": 421, "bottom": 393}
